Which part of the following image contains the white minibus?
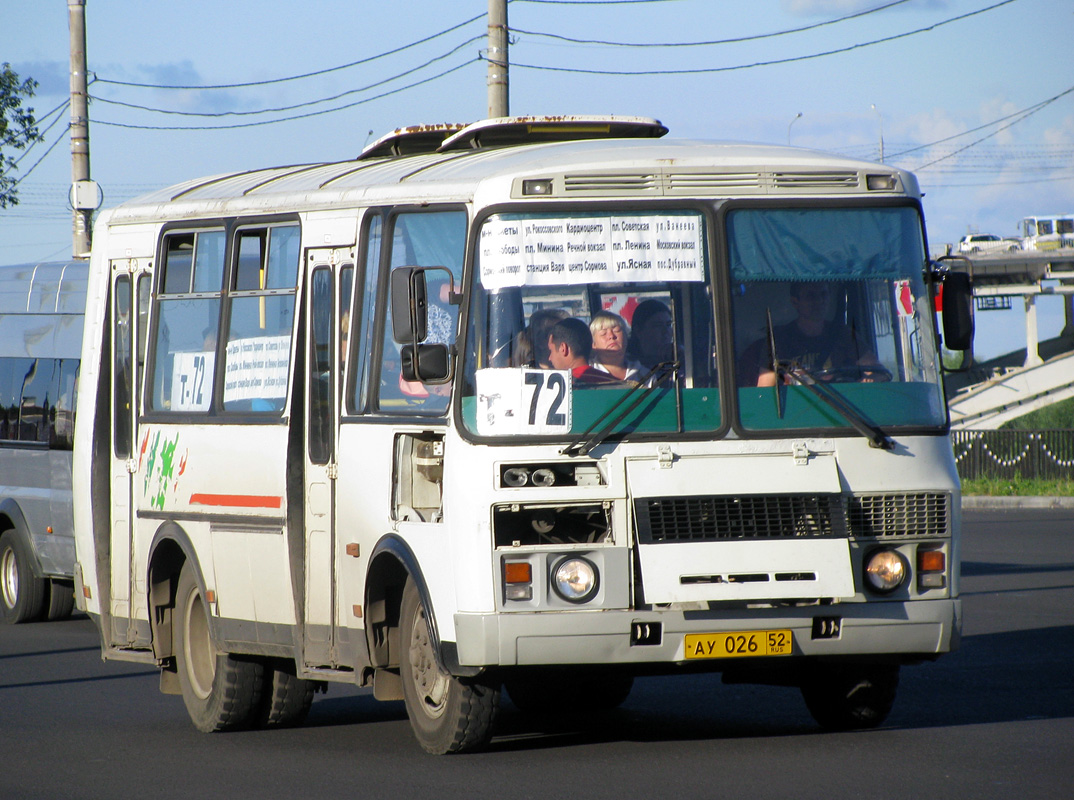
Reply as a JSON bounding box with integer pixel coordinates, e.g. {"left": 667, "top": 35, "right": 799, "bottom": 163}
{"left": 73, "top": 116, "right": 973, "bottom": 752}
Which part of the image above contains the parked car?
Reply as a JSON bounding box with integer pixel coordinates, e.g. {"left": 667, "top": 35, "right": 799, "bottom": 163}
{"left": 957, "top": 233, "right": 1019, "bottom": 254}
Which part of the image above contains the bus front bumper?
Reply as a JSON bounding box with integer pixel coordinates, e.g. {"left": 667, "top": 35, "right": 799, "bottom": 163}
{"left": 453, "top": 598, "right": 961, "bottom": 669}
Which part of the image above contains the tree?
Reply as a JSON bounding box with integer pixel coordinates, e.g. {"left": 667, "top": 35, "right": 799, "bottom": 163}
{"left": 1, "top": 63, "right": 45, "bottom": 209}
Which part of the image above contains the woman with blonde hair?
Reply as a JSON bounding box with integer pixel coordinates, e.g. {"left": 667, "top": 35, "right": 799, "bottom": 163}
{"left": 589, "top": 310, "right": 644, "bottom": 382}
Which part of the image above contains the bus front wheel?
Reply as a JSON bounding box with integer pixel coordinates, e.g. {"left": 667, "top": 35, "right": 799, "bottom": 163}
{"left": 400, "top": 578, "right": 500, "bottom": 754}
{"left": 0, "top": 530, "right": 46, "bottom": 624}
{"left": 175, "top": 562, "right": 264, "bottom": 732}
{"left": 800, "top": 663, "right": 900, "bottom": 731}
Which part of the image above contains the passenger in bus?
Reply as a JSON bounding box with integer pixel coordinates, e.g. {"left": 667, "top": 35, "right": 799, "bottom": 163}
{"left": 626, "top": 299, "right": 676, "bottom": 370}
{"left": 547, "top": 318, "right": 620, "bottom": 385}
{"left": 589, "top": 310, "right": 644, "bottom": 382}
{"left": 512, "top": 307, "right": 568, "bottom": 368}
{"left": 742, "top": 282, "right": 884, "bottom": 386}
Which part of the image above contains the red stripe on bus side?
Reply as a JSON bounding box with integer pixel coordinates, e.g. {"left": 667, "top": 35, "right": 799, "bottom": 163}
{"left": 188, "top": 493, "right": 282, "bottom": 509}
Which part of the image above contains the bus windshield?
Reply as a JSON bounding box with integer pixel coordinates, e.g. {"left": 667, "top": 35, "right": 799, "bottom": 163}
{"left": 460, "top": 204, "right": 945, "bottom": 441}
{"left": 729, "top": 205, "right": 945, "bottom": 432}
{"left": 461, "top": 210, "right": 720, "bottom": 439}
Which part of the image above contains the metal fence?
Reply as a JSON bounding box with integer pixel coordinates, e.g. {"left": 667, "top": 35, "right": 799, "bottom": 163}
{"left": 952, "top": 430, "right": 1074, "bottom": 480}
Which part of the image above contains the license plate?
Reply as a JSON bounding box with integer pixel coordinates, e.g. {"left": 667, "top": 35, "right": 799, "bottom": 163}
{"left": 684, "top": 629, "right": 793, "bottom": 659}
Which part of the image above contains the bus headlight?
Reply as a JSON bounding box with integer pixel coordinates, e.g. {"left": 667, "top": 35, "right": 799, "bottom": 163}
{"left": 864, "top": 549, "right": 907, "bottom": 593}
{"left": 551, "top": 556, "right": 599, "bottom": 604}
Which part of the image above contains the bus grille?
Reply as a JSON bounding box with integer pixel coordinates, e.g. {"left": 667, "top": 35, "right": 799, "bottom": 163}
{"left": 846, "top": 493, "right": 950, "bottom": 538}
{"left": 635, "top": 494, "right": 846, "bottom": 543}
{"left": 635, "top": 492, "right": 950, "bottom": 543}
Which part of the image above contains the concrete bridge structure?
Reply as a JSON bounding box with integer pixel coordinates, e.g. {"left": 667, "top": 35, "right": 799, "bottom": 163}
{"left": 944, "top": 248, "right": 1074, "bottom": 429}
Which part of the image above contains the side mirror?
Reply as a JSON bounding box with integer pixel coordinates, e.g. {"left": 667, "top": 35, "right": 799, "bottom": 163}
{"left": 400, "top": 343, "right": 450, "bottom": 383}
{"left": 940, "top": 268, "right": 974, "bottom": 352}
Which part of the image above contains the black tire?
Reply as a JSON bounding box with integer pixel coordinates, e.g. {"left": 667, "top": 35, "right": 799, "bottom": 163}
{"left": 45, "top": 579, "right": 76, "bottom": 621}
{"left": 257, "top": 659, "right": 317, "bottom": 728}
{"left": 801, "top": 663, "right": 900, "bottom": 731}
{"left": 400, "top": 578, "right": 500, "bottom": 754}
{"left": 0, "top": 530, "right": 46, "bottom": 624}
{"left": 174, "top": 562, "right": 265, "bottom": 732}
{"left": 505, "top": 668, "right": 634, "bottom": 714}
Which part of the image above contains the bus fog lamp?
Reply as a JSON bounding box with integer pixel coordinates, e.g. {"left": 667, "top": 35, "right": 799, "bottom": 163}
{"left": 551, "top": 556, "right": 598, "bottom": 603}
{"left": 531, "top": 468, "right": 556, "bottom": 487}
{"left": 503, "top": 467, "right": 530, "bottom": 487}
{"left": 864, "top": 549, "right": 907, "bottom": 593}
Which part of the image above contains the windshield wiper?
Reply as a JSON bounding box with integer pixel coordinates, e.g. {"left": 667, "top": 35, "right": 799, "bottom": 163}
{"left": 561, "top": 361, "right": 679, "bottom": 457}
{"left": 765, "top": 309, "right": 893, "bottom": 450}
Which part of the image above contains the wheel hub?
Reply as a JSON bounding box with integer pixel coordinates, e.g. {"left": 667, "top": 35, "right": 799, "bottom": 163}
{"left": 408, "top": 604, "right": 449, "bottom": 718}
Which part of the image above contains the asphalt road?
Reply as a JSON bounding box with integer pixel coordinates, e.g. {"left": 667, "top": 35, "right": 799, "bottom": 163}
{"left": 2, "top": 508, "right": 1071, "bottom": 800}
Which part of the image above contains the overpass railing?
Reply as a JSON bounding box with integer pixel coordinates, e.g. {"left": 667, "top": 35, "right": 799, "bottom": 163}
{"left": 953, "top": 430, "right": 1074, "bottom": 480}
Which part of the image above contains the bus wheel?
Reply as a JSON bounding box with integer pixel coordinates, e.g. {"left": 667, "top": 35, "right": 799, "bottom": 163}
{"left": 505, "top": 668, "right": 634, "bottom": 714}
{"left": 175, "top": 562, "right": 264, "bottom": 732}
{"left": 800, "top": 663, "right": 900, "bottom": 731}
{"left": 0, "top": 531, "right": 46, "bottom": 624}
{"left": 45, "top": 579, "right": 76, "bottom": 621}
{"left": 257, "top": 659, "right": 317, "bottom": 728}
{"left": 400, "top": 578, "right": 499, "bottom": 754}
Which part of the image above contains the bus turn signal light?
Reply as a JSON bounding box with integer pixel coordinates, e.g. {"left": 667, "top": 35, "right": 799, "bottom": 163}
{"left": 918, "top": 550, "right": 945, "bottom": 572}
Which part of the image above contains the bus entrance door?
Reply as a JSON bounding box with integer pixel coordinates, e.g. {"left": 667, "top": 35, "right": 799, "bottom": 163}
{"left": 108, "top": 261, "right": 149, "bottom": 645}
{"left": 301, "top": 251, "right": 352, "bottom": 668}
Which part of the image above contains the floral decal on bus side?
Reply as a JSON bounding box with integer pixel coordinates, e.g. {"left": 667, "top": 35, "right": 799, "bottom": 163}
{"left": 141, "top": 429, "right": 188, "bottom": 510}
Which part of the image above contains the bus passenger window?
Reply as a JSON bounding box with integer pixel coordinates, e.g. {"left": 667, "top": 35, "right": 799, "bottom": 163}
{"left": 221, "top": 224, "right": 300, "bottom": 413}
{"left": 149, "top": 229, "right": 225, "bottom": 412}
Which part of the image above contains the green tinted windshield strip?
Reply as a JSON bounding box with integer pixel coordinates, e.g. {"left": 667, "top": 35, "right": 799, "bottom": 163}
{"left": 462, "top": 386, "right": 720, "bottom": 437}
{"left": 738, "top": 383, "right": 944, "bottom": 431}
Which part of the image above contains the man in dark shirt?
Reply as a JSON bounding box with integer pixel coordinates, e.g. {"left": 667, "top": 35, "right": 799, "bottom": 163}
{"left": 745, "top": 282, "right": 882, "bottom": 386}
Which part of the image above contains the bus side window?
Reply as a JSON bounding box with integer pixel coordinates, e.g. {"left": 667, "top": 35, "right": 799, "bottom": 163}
{"left": 221, "top": 224, "right": 300, "bottom": 413}
{"left": 149, "top": 230, "right": 224, "bottom": 413}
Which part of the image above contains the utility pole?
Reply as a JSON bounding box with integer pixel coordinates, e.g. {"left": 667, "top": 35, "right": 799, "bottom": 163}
{"left": 69, "top": 0, "right": 94, "bottom": 258}
{"left": 487, "top": 0, "right": 509, "bottom": 118}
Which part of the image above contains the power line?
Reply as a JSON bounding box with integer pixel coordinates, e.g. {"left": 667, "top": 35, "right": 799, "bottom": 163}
{"left": 92, "top": 12, "right": 487, "bottom": 91}
{"left": 496, "top": 0, "right": 1018, "bottom": 75}
{"left": 88, "top": 35, "right": 485, "bottom": 119}
{"left": 913, "top": 87, "right": 1074, "bottom": 171}
{"left": 6, "top": 123, "right": 71, "bottom": 188}
{"left": 512, "top": 0, "right": 914, "bottom": 48}
{"left": 92, "top": 58, "right": 479, "bottom": 131}
{"left": 889, "top": 85, "right": 1074, "bottom": 160}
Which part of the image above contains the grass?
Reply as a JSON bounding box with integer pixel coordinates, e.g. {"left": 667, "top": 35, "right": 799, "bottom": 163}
{"left": 961, "top": 477, "right": 1074, "bottom": 497}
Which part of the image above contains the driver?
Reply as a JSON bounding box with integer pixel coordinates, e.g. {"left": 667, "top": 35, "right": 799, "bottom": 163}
{"left": 742, "top": 282, "right": 883, "bottom": 387}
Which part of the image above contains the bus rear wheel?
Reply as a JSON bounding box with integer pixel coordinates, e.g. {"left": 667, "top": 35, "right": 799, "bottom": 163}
{"left": 175, "top": 562, "right": 264, "bottom": 731}
{"left": 400, "top": 578, "right": 499, "bottom": 754}
{"left": 0, "top": 531, "right": 46, "bottom": 624}
{"left": 257, "top": 659, "right": 318, "bottom": 728}
{"left": 800, "top": 663, "right": 900, "bottom": 731}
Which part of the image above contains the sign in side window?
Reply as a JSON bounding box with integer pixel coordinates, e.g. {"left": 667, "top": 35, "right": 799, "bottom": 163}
{"left": 150, "top": 229, "right": 225, "bottom": 412}
{"left": 478, "top": 213, "right": 704, "bottom": 290}
{"left": 222, "top": 224, "right": 300, "bottom": 412}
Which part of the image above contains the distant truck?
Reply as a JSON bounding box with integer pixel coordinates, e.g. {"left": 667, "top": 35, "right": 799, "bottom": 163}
{"left": 0, "top": 261, "right": 86, "bottom": 624}
{"left": 1020, "top": 215, "right": 1074, "bottom": 251}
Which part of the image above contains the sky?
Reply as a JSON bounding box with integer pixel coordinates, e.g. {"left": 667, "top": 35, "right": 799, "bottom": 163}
{"left": 2, "top": 0, "right": 1072, "bottom": 360}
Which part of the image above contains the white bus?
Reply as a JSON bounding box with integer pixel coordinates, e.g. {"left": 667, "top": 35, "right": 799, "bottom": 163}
{"left": 1020, "top": 214, "right": 1074, "bottom": 250}
{"left": 73, "top": 116, "right": 974, "bottom": 753}
{"left": 1, "top": 261, "right": 85, "bottom": 624}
